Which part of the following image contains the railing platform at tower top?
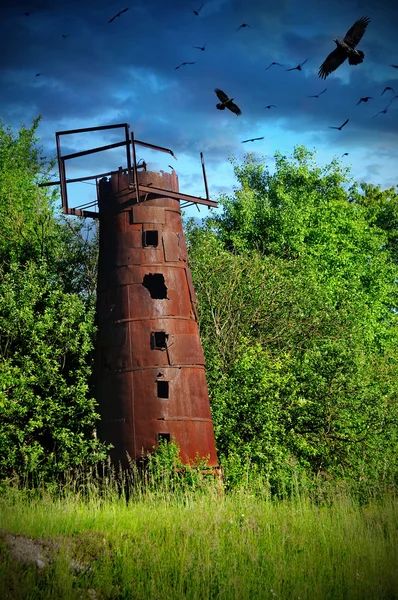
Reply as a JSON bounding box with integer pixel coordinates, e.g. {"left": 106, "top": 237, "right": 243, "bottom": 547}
{"left": 39, "top": 123, "right": 218, "bottom": 218}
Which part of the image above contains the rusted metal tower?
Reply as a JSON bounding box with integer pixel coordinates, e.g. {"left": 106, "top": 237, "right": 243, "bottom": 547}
{"left": 41, "top": 123, "right": 219, "bottom": 470}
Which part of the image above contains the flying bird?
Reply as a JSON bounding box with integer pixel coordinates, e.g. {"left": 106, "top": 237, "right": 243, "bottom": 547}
{"left": 61, "top": 34, "right": 70, "bottom": 39}
{"left": 21, "top": 12, "right": 30, "bottom": 16}
{"left": 35, "top": 73, "right": 46, "bottom": 77}
{"left": 372, "top": 106, "right": 389, "bottom": 118}
{"left": 356, "top": 96, "right": 373, "bottom": 104}
{"left": 342, "top": 153, "right": 349, "bottom": 156}
{"left": 265, "top": 62, "right": 284, "bottom": 70}
{"left": 381, "top": 86, "right": 394, "bottom": 95}
{"left": 241, "top": 137, "right": 265, "bottom": 143}
{"left": 214, "top": 88, "right": 242, "bottom": 116}
{"left": 329, "top": 118, "right": 349, "bottom": 130}
{"left": 286, "top": 59, "right": 308, "bottom": 72}
{"left": 265, "top": 105, "right": 277, "bottom": 109}
{"left": 318, "top": 16, "right": 370, "bottom": 79}
{"left": 175, "top": 62, "right": 196, "bottom": 70}
{"left": 237, "top": 23, "right": 251, "bottom": 31}
{"left": 193, "top": 4, "right": 203, "bottom": 15}
{"left": 307, "top": 88, "right": 327, "bottom": 98}
{"left": 193, "top": 43, "right": 207, "bottom": 51}
{"left": 108, "top": 7, "right": 129, "bottom": 23}
{"left": 390, "top": 65, "right": 398, "bottom": 68}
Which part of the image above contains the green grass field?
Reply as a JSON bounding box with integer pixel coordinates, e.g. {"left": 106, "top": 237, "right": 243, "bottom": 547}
{"left": 0, "top": 477, "right": 397, "bottom": 600}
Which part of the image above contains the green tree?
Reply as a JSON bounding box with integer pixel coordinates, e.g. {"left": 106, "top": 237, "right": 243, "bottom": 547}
{"left": 186, "top": 147, "right": 398, "bottom": 490}
{"left": 0, "top": 118, "right": 107, "bottom": 480}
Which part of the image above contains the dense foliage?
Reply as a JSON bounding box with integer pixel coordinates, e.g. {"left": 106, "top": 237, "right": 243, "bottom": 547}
{"left": 185, "top": 148, "right": 398, "bottom": 491}
{"left": 1, "top": 118, "right": 397, "bottom": 493}
{"left": 0, "top": 118, "right": 108, "bottom": 478}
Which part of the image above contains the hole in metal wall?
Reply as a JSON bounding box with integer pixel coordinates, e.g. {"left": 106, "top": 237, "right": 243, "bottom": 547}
{"left": 157, "top": 433, "right": 170, "bottom": 444}
{"left": 143, "top": 273, "right": 168, "bottom": 299}
{"left": 143, "top": 230, "right": 159, "bottom": 247}
{"left": 151, "top": 331, "right": 168, "bottom": 350}
{"left": 157, "top": 380, "right": 169, "bottom": 399}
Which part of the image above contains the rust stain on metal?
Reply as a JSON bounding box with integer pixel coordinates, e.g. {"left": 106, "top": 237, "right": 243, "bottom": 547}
{"left": 95, "top": 169, "right": 219, "bottom": 468}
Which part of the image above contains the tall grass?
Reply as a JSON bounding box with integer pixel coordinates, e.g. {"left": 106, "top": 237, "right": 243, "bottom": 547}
{"left": 0, "top": 463, "right": 397, "bottom": 600}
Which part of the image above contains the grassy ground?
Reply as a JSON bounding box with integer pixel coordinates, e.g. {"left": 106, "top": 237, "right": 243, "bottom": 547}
{"left": 0, "top": 477, "right": 397, "bottom": 600}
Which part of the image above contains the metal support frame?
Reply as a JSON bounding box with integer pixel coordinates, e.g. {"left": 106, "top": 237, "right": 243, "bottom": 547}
{"left": 39, "top": 123, "right": 218, "bottom": 217}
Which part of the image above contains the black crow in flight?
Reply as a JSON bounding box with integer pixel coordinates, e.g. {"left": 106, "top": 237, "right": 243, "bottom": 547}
{"left": 214, "top": 88, "right": 242, "bottom": 115}
{"left": 265, "top": 105, "right": 277, "bottom": 109}
{"left": 329, "top": 118, "right": 349, "bottom": 130}
{"left": 241, "top": 137, "right": 265, "bottom": 143}
{"left": 62, "top": 34, "right": 70, "bottom": 39}
{"left": 237, "top": 23, "right": 251, "bottom": 31}
{"left": 265, "top": 62, "right": 284, "bottom": 70}
{"left": 390, "top": 64, "right": 398, "bottom": 68}
{"left": 342, "top": 153, "right": 349, "bottom": 156}
{"left": 175, "top": 62, "right": 195, "bottom": 70}
{"left": 193, "top": 43, "right": 207, "bottom": 51}
{"left": 35, "top": 73, "right": 46, "bottom": 77}
{"left": 286, "top": 59, "right": 308, "bottom": 71}
{"left": 108, "top": 7, "right": 129, "bottom": 23}
{"left": 193, "top": 4, "right": 203, "bottom": 16}
{"left": 373, "top": 106, "right": 389, "bottom": 118}
{"left": 318, "top": 16, "right": 370, "bottom": 79}
{"left": 308, "top": 88, "right": 327, "bottom": 98}
{"left": 356, "top": 96, "right": 373, "bottom": 104}
{"left": 381, "top": 86, "right": 394, "bottom": 95}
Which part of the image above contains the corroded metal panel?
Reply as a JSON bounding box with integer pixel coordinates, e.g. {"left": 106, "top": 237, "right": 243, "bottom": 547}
{"left": 114, "top": 247, "right": 164, "bottom": 267}
{"left": 95, "top": 169, "right": 218, "bottom": 468}
{"left": 163, "top": 231, "right": 180, "bottom": 262}
{"left": 167, "top": 333, "right": 206, "bottom": 366}
{"left": 131, "top": 206, "right": 165, "bottom": 224}
{"left": 185, "top": 268, "right": 197, "bottom": 303}
{"left": 177, "top": 233, "right": 189, "bottom": 262}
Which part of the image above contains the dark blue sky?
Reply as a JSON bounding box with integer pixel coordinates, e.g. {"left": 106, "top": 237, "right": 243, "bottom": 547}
{"left": 1, "top": 0, "right": 397, "bottom": 216}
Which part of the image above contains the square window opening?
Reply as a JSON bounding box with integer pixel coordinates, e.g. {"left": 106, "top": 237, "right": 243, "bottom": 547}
{"left": 157, "top": 433, "right": 171, "bottom": 444}
{"left": 151, "top": 331, "right": 168, "bottom": 350}
{"left": 143, "top": 230, "right": 159, "bottom": 247}
{"left": 157, "top": 380, "right": 169, "bottom": 399}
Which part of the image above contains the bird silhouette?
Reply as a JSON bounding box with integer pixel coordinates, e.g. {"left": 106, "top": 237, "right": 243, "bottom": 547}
{"left": 373, "top": 106, "right": 389, "bottom": 118}
{"left": 241, "top": 137, "right": 265, "bottom": 143}
{"left": 390, "top": 64, "right": 398, "bottom": 68}
{"left": 193, "top": 4, "right": 203, "bottom": 16}
{"left": 265, "top": 62, "right": 284, "bottom": 70}
{"left": 329, "top": 118, "right": 349, "bottom": 130}
{"left": 237, "top": 23, "right": 251, "bottom": 31}
{"left": 286, "top": 59, "right": 308, "bottom": 71}
{"left": 21, "top": 12, "right": 30, "bottom": 16}
{"left": 342, "top": 153, "right": 349, "bottom": 156}
{"left": 307, "top": 88, "right": 327, "bottom": 98}
{"left": 381, "top": 86, "right": 394, "bottom": 96}
{"left": 356, "top": 96, "right": 373, "bottom": 104}
{"left": 265, "top": 105, "right": 277, "bottom": 109}
{"left": 175, "top": 62, "right": 196, "bottom": 70}
{"left": 193, "top": 43, "right": 207, "bottom": 51}
{"left": 61, "top": 34, "right": 70, "bottom": 39}
{"left": 318, "top": 16, "right": 370, "bottom": 79}
{"left": 108, "top": 7, "right": 129, "bottom": 23}
{"left": 35, "top": 73, "right": 46, "bottom": 77}
{"left": 214, "top": 88, "right": 242, "bottom": 115}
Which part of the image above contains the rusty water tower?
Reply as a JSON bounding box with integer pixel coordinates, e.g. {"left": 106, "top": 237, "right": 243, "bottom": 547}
{"left": 41, "top": 123, "right": 219, "bottom": 470}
